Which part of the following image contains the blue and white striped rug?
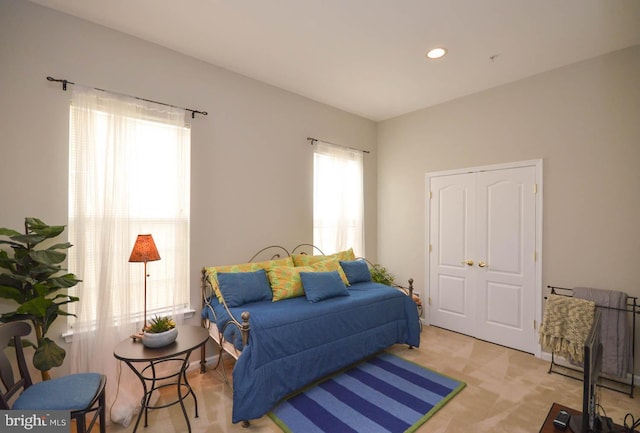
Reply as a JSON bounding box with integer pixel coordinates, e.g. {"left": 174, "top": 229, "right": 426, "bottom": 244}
{"left": 269, "top": 352, "right": 466, "bottom": 433}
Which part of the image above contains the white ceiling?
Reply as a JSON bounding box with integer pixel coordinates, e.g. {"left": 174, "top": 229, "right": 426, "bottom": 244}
{"left": 29, "top": 0, "right": 640, "bottom": 121}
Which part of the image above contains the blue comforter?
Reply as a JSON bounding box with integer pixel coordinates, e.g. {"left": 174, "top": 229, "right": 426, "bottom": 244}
{"left": 202, "top": 281, "right": 421, "bottom": 423}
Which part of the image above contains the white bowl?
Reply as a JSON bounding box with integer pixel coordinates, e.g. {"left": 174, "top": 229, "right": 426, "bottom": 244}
{"left": 142, "top": 327, "right": 178, "bottom": 348}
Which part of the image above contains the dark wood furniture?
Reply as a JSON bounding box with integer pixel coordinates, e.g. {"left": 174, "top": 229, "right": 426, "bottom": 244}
{"left": 0, "top": 321, "right": 106, "bottom": 433}
{"left": 539, "top": 402, "right": 624, "bottom": 433}
{"left": 114, "top": 325, "right": 209, "bottom": 433}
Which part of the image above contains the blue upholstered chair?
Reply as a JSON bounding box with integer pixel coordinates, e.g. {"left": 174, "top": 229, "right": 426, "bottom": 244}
{"left": 0, "top": 321, "right": 106, "bottom": 433}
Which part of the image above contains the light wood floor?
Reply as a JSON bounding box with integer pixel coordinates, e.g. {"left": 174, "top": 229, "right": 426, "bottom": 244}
{"left": 105, "top": 325, "right": 640, "bottom": 433}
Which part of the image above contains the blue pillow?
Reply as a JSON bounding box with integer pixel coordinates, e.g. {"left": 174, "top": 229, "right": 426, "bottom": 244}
{"left": 217, "top": 269, "right": 272, "bottom": 307}
{"left": 300, "top": 271, "right": 350, "bottom": 303}
{"left": 339, "top": 260, "right": 371, "bottom": 284}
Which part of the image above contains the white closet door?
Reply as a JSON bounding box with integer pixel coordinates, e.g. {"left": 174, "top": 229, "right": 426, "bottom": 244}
{"left": 429, "top": 173, "right": 477, "bottom": 337}
{"left": 428, "top": 164, "right": 538, "bottom": 354}
{"left": 475, "top": 167, "right": 537, "bottom": 352}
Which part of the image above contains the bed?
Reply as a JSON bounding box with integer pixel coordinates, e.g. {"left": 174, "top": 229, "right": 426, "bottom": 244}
{"left": 200, "top": 245, "right": 422, "bottom": 425}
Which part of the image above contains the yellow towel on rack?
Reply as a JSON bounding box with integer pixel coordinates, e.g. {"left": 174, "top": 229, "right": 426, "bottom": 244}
{"left": 539, "top": 294, "right": 596, "bottom": 363}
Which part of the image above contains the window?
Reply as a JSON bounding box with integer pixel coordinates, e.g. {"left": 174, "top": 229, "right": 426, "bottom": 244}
{"left": 67, "top": 87, "right": 190, "bottom": 330}
{"left": 313, "top": 141, "right": 364, "bottom": 256}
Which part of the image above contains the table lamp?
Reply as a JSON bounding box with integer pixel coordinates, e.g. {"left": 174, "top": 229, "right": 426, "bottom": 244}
{"left": 128, "top": 234, "right": 161, "bottom": 331}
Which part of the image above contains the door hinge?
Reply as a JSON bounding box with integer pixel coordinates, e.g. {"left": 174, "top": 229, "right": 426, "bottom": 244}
{"left": 533, "top": 183, "right": 538, "bottom": 194}
{"left": 429, "top": 244, "right": 432, "bottom": 253}
{"left": 429, "top": 191, "right": 433, "bottom": 199}
{"left": 428, "top": 297, "right": 432, "bottom": 306}
{"left": 533, "top": 251, "right": 537, "bottom": 262}
{"left": 533, "top": 320, "right": 537, "bottom": 329}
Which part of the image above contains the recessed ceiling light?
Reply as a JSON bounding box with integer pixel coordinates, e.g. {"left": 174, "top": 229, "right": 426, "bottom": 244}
{"left": 426, "top": 47, "right": 447, "bottom": 59}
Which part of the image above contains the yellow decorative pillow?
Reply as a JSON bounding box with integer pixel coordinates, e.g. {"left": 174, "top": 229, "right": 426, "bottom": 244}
{"left": 292, "top": 248, "right": 356, "bottom": 266}
{"left": 204, "top": 256, "right": 293, "bottom": 303}
{"left": 268, "top": 258, "right": 349, "bottom": 301}
{"left": 313, "top": 257, "right": 350, "bottom": 286}
{"left": 267, "top": 265, "right": 311, "bottom": 301}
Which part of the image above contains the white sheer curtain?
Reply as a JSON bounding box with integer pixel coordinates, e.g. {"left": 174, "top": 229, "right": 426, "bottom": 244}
{"left": 67, "top": 86, "right": 190, "bottom": 426}
{"left": 313, "top": 141, "right": 364, "bottom": 256}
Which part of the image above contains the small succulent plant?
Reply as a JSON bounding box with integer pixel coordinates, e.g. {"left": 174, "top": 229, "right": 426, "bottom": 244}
{"left": 144, "top": 315, "right": 176, "bottom": 333}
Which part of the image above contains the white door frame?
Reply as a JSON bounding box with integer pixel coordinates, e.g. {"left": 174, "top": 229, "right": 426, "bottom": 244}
{"left": 425, "top": 159, "right": 543, "bottom": 357}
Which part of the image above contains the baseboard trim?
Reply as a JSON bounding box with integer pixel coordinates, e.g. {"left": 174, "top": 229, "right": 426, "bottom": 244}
{"left": 539, "top": 351, "right": 639, "bottom": 391}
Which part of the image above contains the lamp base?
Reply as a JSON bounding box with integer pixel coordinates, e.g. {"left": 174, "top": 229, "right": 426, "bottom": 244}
{"left": 130, "top": 332, "right": 144, "bottom": 342}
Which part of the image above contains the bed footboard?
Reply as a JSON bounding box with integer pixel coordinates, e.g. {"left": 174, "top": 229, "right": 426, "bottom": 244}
{"left": 200, "top": 268, "right": 251, "bottom": 374}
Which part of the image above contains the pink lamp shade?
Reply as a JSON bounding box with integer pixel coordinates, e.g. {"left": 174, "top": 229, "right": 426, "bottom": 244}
{"left": 128, "top": 234, "right": 161, "bottom": 263}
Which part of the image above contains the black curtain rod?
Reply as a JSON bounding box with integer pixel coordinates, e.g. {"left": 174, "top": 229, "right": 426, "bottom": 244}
{"left": 306, "top": 137, "right": 370, "bottom": 154}
{"left": 46, "top": 76, "right": 208, "bottom": 119}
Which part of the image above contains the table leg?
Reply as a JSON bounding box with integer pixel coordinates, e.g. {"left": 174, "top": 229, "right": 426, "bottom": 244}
{"left": 182, "top": 363, "right": 199, "bottom": 418}
{"left": 122, "top": 353, "right": 201, "bottom": 433}
{"left": 124, "top": 359, "right": 147, "bottom": 433}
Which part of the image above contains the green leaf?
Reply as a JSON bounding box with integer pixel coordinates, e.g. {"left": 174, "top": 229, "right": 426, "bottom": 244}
{"left": 30, "top": 249, "right": 66, "bottom": 265}
{"left": 30, "top": 263, "right": 62, "bottom": 278}
{"left": 51, "top": 294, "right": 80, "bottom": 306}
{"left": 33, "top": 338, "right": 65, "bottom": 372}
{"left": 17, "top": 297, "right": 53, "bottom": 319}
{"left": 48, "top": 242, "right": 73, "bottom": 250}
{"left": 0, "top": 311, "right": 31, "bottom": 323}
{"left": 47, "top": 274, "right": 81, "bottom": 288}
{"left": 9, "top": 233, "right": 47, "bottom": 245}
{"left": 33, "top": 282, "right": 58, "bottom": 297}
{"left": 26, "top": 218, "right": 65, "bottom": 239}
{"left": 53, "top": 310, "right": 76, "bottom": 318}
{"left": 0, "top": 252, "right": 17, "bottom": 272}
{"left": 25, "top": 217, "right": 46, "bottom": 227}
{"left": 19, "top": 338, "right": 37, "bottom": 349}
{"left": 0, "top": 285, "right": 26, "bottom": 303}
{"left": 0, "top": 273, "right": 22, "bottom": 289}
{"left": 0, "top": 228, "right": 22, "bottom": 237}
{"left": 0, "top": 240, "right": 23, "bottom": 249}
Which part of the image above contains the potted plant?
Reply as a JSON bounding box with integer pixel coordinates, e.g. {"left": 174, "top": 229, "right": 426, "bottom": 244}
{"left": 370, "top": 263, "right": 395, "bottom": 286}
{"left": 0, "top": 217, "right": 81, "bottom": 380}
{"left": 141, "top": 315, "right": 177, "bottom": 348}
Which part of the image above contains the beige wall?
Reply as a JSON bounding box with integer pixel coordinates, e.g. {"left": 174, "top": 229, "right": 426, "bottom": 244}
{"left": 2, "top": 0, "right": 639, "bottom": 377}
{"left": 0, "top": 0, "right": 377, "bottom": 374}
{"left": 378, "top": 45, "right": 640, "bottom": 362}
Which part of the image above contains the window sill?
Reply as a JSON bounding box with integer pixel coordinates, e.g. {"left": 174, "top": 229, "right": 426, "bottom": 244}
{"left": 61, "top": 308, "right": 197, "bottom": 343}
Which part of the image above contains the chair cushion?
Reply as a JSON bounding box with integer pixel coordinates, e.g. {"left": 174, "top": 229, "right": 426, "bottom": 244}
{"left": 13, "top": 373, "right": 103, "bottom": 411}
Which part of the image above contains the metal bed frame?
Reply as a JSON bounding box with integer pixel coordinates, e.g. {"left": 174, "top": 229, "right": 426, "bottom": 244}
{"left": 199, "top": 244, "right": 416, "bottom": 379}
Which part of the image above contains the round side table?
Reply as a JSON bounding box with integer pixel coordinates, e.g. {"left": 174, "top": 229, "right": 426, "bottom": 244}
{"left": 113, "top": 325, "right": 209, "bottom": 433}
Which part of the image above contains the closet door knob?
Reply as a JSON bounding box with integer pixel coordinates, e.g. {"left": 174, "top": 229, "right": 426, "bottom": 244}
{"left": 478, "top": 261, "right": 488, "bottom": 268}
{"left": 462, "top": 260, "right": 474, "bottom": 266}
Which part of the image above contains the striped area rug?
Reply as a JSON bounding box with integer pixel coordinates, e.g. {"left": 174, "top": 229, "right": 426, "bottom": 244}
{"left": 269, "top": 352, "right": 466, "bottom": 433}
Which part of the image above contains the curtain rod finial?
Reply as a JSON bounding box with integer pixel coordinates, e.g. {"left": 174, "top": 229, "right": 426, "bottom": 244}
{"left": 46, "top": 76, "right": 70, "bottom": 91}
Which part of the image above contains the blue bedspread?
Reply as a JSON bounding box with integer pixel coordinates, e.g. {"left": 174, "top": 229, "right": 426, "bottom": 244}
{"left": 202, "top": 281, "right": 421, "bottom": 423}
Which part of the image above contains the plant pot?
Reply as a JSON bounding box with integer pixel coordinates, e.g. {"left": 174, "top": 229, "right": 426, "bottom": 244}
{"left": 142, "top": 327, "right": 178, "bottom": 348}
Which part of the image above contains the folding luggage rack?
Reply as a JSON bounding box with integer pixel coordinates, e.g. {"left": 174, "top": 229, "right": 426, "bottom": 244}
{"left": 546, "top": 285, "right": 639, "bottom": 398}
